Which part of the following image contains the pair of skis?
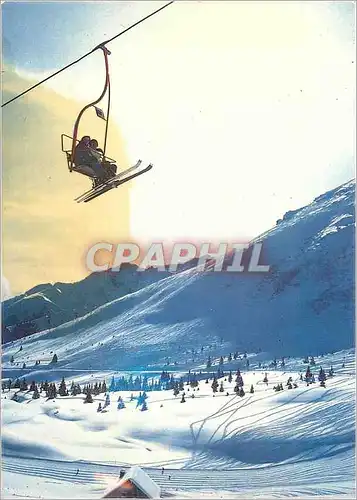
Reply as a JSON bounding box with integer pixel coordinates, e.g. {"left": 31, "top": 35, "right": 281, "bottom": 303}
{"left": 75, "top": 160, "right": 153, "bottom": 203}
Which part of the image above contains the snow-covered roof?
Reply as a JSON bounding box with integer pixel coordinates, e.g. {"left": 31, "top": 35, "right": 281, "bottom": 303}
{"left": 104, "top": 466, "right": 161, "bottom": 499}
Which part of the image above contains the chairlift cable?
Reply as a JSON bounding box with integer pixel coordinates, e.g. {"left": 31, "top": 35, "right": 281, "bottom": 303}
{"left": 1, "top": 1, "right": 175, "bottom": 108}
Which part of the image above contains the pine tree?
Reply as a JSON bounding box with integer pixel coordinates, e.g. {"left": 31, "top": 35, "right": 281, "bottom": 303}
{"left": 219, "top": 381, "right": 224, "bottom": 392}
{"left": 20, "top": 378, "right": 28, "bottom": 391}
{"left": 328, "top": 366, "right": 334, "bottom": 377}
{"left": 228, "top": 353, "right": 232, "bottom": 362}
{"left": 239, "top": 387, "right": 245, "bottom": 397}
{"left": 206, "top": 356, "right": 212, "bottom": 369}
{"left": 249, "top": 384, "right": 254, "bottom": 394}
{"left": 236, "top": 373, "right": 244, "bottom": 388}
{"left": 97, "top": 402, "right": 102, "bottom": 412}
{"left": 305, "top": 366, "right": 312, "bottom": 381}
{"left": 84, "top": 391, "right": 93, "bottom": 403}
{"left": 141, "top": 400, "right": 148, "bottom": 411}
{"left": 211, "top": 377, "right": 219, "bottom": 393}
{"left": 109, "top": 376, "right": 116, "bottom": 392}
{"left": 22, "top": 363, "right": 26, "bottom": 369}
{"left": 104, "top": 394, "right": 110, "bottom": 406}
{"left": 71, "top": 382, "right": 82, "bottom": 396}
{"left": 263, "top": 373, "right": 268, "bottom": 383}
{"left": 29, "top": 381, "right": 36, "bottom": 392}
{"left": 32, "top": 386, "right": 40, "bottom": 399}
{"left": 50, "top": 353, "right": 58, "bottom": 364}
{"left": 228, "top": 371, "right": 233, "bottom": 383}
{"left": 317, "top": 366, "right": 326, "bottom": 382}
{"left": 180, "top": 394, "right": 186, "bottom": 403}
{"left": 58, "top": 377, "right": 67, "bottom": 396}
{"left": 219, "top": 356, "right": 224, "bottom": 366}
{"left": 10, "top": 355, "right": 14, "bottom": 364}
{"left": 118, "top": 399, "right": 126, "bottom": 410}
{"left": 46, "top": 383, "right": 57, "bottom": 399}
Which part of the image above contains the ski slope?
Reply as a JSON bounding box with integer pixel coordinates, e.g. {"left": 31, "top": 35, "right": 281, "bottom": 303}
{"left": 1, "top": 181, "right": 355, "bottom": 498}
{"left": 2, "top": 181, "right": 355, "bottom": 378}
{"left": 1, "top": 350, "right": 355, "bottom": 498}
{"left": 3, "top": 180, "right": 355, "bottom": 355}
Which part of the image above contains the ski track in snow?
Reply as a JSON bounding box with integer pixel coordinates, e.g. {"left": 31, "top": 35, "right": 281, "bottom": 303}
{"left": 1, "top": 180, "right": 355, "bottom": 498}
{"left": 1, "top": 352, "right": 355, "bottom": 498}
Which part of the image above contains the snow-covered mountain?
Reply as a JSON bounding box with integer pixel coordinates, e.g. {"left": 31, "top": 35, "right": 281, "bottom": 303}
{"left": 3, "top": 180, "right": 354, "bottom": 358}
{"left": 1, "top": 180, "right": 355, "bottom": 499}
{"left": 2, "top": 180, "right": 354, "bottom": 374}
{"left": 2, "top": 265, "right": 170, "bottom": 343}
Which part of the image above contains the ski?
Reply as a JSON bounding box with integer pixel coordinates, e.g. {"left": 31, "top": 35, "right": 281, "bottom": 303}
{"left": 74, "top": 160, "right": 142, "bottom": 203}
{"left": 80, "top": 163, "right": 153, "bottom": 203}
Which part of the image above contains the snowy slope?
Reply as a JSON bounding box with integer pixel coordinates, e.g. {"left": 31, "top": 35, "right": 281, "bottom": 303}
{"left": 1, "top": 350, "right": 355, "bottom": 498}
{"left": 2, "top": 180, "right": 355, "bottom": 377}
{"left": 4, "top": 180, "right": 354, "bottom": 354}
{"left": 2, "top": 264, "right": 170, "bottom": 342}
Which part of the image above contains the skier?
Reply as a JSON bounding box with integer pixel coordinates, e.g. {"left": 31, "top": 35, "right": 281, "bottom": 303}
{"left": 89, "top": 138, "right": 104, "bottom": 157}
{"left": 90, "top": 138, "right": 118, "bottom": 177}
{"left": 73, "top": 136, "right": 114, "bottom": 183}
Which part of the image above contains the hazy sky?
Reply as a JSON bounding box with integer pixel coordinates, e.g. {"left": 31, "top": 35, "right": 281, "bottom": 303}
{"left": 2, "top": 1, "right": 355, "bottom": 293}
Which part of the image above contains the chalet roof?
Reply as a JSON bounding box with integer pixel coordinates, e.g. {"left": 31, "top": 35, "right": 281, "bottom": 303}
{"left": 103, "top": 465, "right": 161, "bottom": 499}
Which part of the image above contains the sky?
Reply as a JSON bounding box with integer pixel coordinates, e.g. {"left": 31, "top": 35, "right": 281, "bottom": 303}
{"left": 2, "top": 1, "right": 356, "bottom": 295}
{"left": 2, "top": 68, "right": 133, "bottom": 295}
